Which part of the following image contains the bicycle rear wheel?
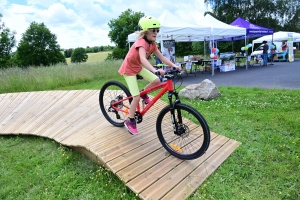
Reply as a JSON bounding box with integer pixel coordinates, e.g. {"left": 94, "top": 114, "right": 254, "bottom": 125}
{"left": 99, "top": 81, "right": 132, "bottom": 127}
{"left": 156, "top": 103, "right": 210, "bottom": 160}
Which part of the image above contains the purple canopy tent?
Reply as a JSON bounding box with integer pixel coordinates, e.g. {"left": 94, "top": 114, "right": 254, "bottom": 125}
{"left": 223, "top": 17, "right": 274, "bottom": 41}
{"left": 220, "top": 17, "right": 274, "bottom": 53}
{"left": 220, "top": 17, "right": 274, "bottom": 69}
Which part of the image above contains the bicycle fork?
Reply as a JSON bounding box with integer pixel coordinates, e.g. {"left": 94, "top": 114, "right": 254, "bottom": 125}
{"left": 168, "top": 92, "right": 183, "bottom": 134}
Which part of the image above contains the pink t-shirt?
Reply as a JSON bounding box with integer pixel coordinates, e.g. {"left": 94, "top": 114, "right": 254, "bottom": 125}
{"left": 118, "top": 38, "right": 158, "bottom": 76}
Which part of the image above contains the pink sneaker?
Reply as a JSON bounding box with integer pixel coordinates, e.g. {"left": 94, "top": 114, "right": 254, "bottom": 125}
{"left": 140, "top": 93, "right": 151, "bottom": 104}
{"left": 124, "top": 118, "right": 138, "bottom": 135}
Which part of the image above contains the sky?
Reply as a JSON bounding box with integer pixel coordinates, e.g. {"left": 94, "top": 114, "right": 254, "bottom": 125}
{"left": 1, "top": 0, "right": 211, "bottom": 49}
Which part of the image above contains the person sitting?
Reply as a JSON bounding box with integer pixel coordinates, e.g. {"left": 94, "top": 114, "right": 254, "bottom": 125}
{"left": 185, "top": 60, "right": 192, "bottom": 71}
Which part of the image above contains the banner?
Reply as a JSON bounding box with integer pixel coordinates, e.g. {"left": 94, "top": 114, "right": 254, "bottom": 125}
{"left": 287, "top": 32, "right": 294, "bottom": 62}
{"left": 162, "top": 40, "right": 175, "bottom": 63}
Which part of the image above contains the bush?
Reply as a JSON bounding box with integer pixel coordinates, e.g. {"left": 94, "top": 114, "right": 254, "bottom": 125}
{"left": 106, "top": 47, "right": 128, "bottom": 60}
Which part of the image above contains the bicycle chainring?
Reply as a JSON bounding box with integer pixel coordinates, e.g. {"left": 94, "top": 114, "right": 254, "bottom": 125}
{"left": 135, "top": 111, "right": 143, "bottom": 124}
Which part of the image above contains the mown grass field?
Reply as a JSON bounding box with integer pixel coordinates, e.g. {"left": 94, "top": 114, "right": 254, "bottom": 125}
{"left": 65, "top": 51, "right": 111, "bottom": 64}
{"left": 0, "top": 52, "right": 299, "bottom": 199}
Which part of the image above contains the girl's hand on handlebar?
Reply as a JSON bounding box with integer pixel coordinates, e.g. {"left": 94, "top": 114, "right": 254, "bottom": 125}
{"left": 156, "top": 69, "right": 165, "bottom": 76}
{"left": 174, "top": 65, "right": 182, "bottom": 71}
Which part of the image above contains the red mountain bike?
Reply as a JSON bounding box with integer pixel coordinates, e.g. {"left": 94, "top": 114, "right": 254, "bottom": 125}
{"left": 99, "top": 69, "right": 210, "bottom": 160}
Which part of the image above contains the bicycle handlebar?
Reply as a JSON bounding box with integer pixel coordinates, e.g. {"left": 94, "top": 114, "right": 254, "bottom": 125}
{"left": 164, "top": 68, "right": 181, "bottom": 78}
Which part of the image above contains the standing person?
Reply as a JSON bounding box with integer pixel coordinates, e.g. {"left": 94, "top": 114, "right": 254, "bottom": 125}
{"left": 281, "top": 40, "right": 288, "bottom": 52}
{"left": 163, "top": 45, "right": 175, "bottom": 63}
{"left": 118, "top": 16, "right": 181, "bottom": 135}
{"left": 262, "top": 40, "right": 269, "bottom": 66}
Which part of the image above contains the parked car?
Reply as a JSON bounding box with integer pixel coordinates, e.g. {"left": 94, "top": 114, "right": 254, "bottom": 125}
{"left": 251, "top": 42, "right": 283, "bottom": 61}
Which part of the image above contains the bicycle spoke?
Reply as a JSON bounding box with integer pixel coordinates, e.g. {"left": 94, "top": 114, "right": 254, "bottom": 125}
{"left": 156, "top": 104, "right": 210, "bottom": 160}
{"left": 99, "top": 81, "right": 131, "bottom": 127}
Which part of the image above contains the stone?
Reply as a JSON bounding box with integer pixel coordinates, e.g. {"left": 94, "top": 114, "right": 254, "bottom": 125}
{"left": 179, "top": 79, "right": 221, "bottom": 100}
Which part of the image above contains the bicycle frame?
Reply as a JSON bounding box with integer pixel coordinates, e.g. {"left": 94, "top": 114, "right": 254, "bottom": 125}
{"left": 111, "top": 78, "right": 180, "bottom": 117}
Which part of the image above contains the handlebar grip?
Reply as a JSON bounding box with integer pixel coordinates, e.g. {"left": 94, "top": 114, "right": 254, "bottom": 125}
{"left": 155, "top": 71, "right": 160, "bottom": 76}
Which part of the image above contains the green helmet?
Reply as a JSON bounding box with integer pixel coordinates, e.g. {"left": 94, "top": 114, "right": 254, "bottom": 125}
{"left": 138, "top": 16, "right": 161, "bottom": 31}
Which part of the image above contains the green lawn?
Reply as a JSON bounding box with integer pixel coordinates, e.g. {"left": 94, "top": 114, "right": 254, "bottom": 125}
{"left": 66, "top": 51, "right": 111, "bottom": 64}
{"left": 0, "top": 61, "right": 299, "bottom": 199}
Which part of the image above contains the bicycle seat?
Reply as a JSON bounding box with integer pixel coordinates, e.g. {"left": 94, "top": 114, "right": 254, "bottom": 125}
{"left": 136, "top": 75, "right": 143, "bottom": 80}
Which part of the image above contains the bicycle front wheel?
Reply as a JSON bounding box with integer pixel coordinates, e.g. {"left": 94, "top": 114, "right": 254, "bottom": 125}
{"left": 99, "top": 81, "right": 131, "bottom": 127}
{"left": 156, "top": 103, "right": 210, "bottom": 160}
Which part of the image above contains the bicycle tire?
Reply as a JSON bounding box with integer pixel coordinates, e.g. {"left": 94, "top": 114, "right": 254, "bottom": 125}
{"left": 99, "top": 81, "right": 132, "bottom": 127}
{"left": 156, "top": 103, "right": 210, "bottom": 160}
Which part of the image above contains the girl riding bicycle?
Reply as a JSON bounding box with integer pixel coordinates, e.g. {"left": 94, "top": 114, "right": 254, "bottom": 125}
{"left": 118, "top": 16, "right": 181, "bottom": 135}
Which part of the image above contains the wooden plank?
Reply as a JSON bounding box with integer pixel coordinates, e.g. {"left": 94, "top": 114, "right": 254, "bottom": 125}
{"left": 107, "top": 137, "right": 163, "bottom": 172}
{"left": 0, "top": 92, "right": 33, "bottom": 132}
{"left": 44, "top": 90, "right": 96, "bottom": 139}
{"left": 2, "top": 92, "right": 45, "bottom": 133}
{"left": 0, "top": 93, "right": 19, "bottom": 115}
{"left": 39, "top": 90, "right": 94, "bottom": 138}
{"left": 161, "top": 139, "right": 241, "bottom": 200}
{"left": 117, "top": 132, "right": 219, "bottom": 185}
{"left": 14, "top": 91, "right": 67, "bottom": 134}
{"left": 29, "top": 90, "right": 86, "bottom": 136}
{"left": 0, "top": 93, "right": 7, "bottom": 103}
{"left": 128, "top": 135, "right": 225, "bottom": 195}
{"left": 95, "top": 125, "right": 160, "bottom": 162}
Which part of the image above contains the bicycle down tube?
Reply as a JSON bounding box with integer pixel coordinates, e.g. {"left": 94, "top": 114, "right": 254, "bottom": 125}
{"left": 111, "top": 79, "right": 173, "bottom": 117}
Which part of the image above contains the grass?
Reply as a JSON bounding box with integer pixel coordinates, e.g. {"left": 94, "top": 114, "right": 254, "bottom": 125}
{"left": 65, "top": 51, "right": 111, "bottom": 64}
{"left": 0, "top": 58, "right": 300, "bottom": 199}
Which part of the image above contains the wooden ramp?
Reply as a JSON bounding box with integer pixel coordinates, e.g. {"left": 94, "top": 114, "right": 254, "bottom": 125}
{"left": 0, "top": 90, "right": 241, "bottom": 199}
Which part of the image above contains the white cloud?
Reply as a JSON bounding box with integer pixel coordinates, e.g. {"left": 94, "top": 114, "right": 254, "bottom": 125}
{"left": 27, "top": 0, "right": 58, "bottom": 7}
{"left": 31, "top": 3, "right": 79, "bottom": 25}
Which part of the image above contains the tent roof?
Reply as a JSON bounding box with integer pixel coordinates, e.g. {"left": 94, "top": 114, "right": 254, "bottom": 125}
{"left": 197, "top": 14, "right": 246, "bottom": 40}
{"left": 128, "top": 10, "right": 211, "bottom": 42}
{"left": 219, "top": 17, "right": 274, "bottom": 41}
{"left": 252, "top": 31, "right": 300, "bottom": 43}
{"left": 231, "top": 17, "right": 273, "bottom": 36}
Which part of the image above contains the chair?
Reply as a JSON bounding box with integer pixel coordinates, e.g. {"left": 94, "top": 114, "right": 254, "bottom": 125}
{"left": 183, "top": 60, "right": 196, "bottom": 76}
{"left": 194, "top": 59, "right": 204, "bottom": 72}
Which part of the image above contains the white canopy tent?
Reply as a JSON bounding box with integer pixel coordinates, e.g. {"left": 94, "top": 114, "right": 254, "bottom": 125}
{"left": 252, "top": 31, "right": 300, "bottom": 45}
{"left": 196, "top": 14, "right": 247, "bottom": 41}
{"left": 252, "top": 31, "right": 300, "bottom": 43}
{"left": 127, "top": 10, "right": 211, "bottom": 43}
{"left": 197, "top": 14, "right": 247, "bottom": 73}
{"left": 252, "top": 31, "right": 300, "bottom": 54}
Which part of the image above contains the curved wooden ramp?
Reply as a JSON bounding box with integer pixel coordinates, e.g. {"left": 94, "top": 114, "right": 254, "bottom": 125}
{"left": 0, "top": 90, "right": 241, "bottom": 200}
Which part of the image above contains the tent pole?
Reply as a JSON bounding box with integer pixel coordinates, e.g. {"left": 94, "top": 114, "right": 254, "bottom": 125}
{"left": 245, "top": 36, "right": 248, "bottom": 70}
{"left": 269, "top": 33, "right": 274, "bottom": 65}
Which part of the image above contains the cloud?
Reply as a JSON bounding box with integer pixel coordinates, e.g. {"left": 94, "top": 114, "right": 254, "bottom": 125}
{"left": 27, "top": 0, "right": 58, "bottom": 7}
{"left": 29, "top": 3, "right": 79, "bottom": 26}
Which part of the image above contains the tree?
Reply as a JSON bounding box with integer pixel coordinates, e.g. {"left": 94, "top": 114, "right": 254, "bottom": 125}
{"left": 64, "top": 48, "right": 73, "bottom": 58}
{"left": 204, "top": 0, "right": 300, "bottom": 32}
{"left": 107, "top": 9, "right": 144, "bottom": 59}
{"left": 0, "top": 14, "right": 16, "bottom": 68}
{"left": 71, "top": 47, "right": 88, "bottom": 63}
{"left": 16, "top": 22, "right": 66, "bottom": 67}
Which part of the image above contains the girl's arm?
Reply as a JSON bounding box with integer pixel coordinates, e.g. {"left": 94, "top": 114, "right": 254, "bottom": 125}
{"left": 154, "top": 49, "right": 182, "bottom": 70}
{"left": 138, "top": 47, "right": 165, "bottom": 75}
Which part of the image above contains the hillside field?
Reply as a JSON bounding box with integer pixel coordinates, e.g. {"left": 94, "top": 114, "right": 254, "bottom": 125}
{"left": 66, "top": 51, "right": 111, "bottom": 64}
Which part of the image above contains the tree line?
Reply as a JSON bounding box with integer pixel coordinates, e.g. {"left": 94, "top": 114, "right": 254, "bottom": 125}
{"left": 63, "top": 46, "right": 114, "bottom": 58}
{"left": 0, "top": 14, "right": 114, "bottom": 69}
